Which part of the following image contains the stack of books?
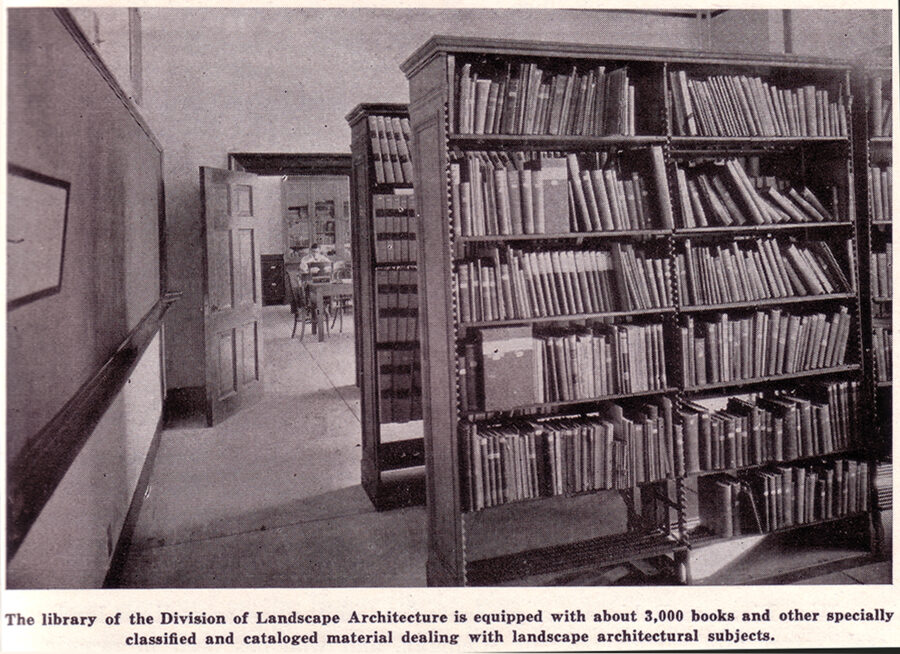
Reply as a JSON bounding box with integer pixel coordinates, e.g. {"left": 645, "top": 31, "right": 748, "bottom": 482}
{"left": 668, "top": 70, "right": 847, "bottom": 137}
{"left": 699, "top": 458, "right": 868, "bottom": 538}
{"left": 673, "top": 157, "right": 841, "bottom": 228}
{"left": 676, "top": 380, "right": 860, "bottom": 473}
{"left": 375, "top": 269, "right": 421, "bottom": 423}
{"left": 461, "top": 398, "right": 676, "bottom": 510}
{"left": 680, "top": 307, "right": 852, "bottom": 386}
{"left": 451, "top": 148, "right": 672, "bottom": 235}
{"left": 454, "top": 61, "right": 635, "bottom": 135}
{"left": 377, "top": 348, "right": 421, "bottom": 424}
{"left": 676, "top": 238, "right": 851, "bottom": 305}
{"left": 367, "top": 114, "right": 414, "bottom": 184}
{"left": 456, "top": 244, "right": 671, "bottom": 322}
{"left": 375, "top": 269, "right": 419, "bottom": 344}
{"left": 373, "top": 193, "right": 417, "bottom": 263}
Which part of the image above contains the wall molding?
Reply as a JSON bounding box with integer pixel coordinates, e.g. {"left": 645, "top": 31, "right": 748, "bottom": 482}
{"left": 7, "top": 293, "right": 180, "bottom": 561}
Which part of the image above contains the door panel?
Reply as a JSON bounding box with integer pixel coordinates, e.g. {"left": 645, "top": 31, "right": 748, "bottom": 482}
{"left": 202, "top": 166, "right": 264, "bottom": 425}
{"left": 209, "top": 231, "right": 234, "bottom": 312}
{"left": 236, "top": 228, "right": 256, "bottom": 305}
{"left": 217, "top": 329, "right": 237, "bottom": 399}
{"left": 240, "top": 322, "right": 260, "bottom": 384}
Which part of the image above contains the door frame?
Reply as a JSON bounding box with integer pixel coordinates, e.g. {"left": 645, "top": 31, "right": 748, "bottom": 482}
{"left": 227, "top": 153, "right": 361, "bottom": 386}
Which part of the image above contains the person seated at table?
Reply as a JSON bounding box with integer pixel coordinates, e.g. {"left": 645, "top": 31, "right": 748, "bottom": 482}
{"left": 299, "top": 243, "right": 331, "bottom": 273}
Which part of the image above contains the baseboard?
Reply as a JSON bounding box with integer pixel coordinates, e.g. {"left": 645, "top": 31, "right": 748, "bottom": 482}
{"left": 103, "top": 414, "right": 164, "bottom": 588}
{"left": 163, "top": 385, "right": 206, "bottom": 427}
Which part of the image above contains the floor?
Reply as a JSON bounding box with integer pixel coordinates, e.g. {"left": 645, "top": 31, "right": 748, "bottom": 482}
{"left": 114, "top": 304, "right": 891, "bottom": 588}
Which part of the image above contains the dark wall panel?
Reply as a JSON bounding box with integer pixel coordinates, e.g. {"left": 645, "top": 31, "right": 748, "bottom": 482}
{"left": 6, "top": 9, "right": 162, "bottom": 460}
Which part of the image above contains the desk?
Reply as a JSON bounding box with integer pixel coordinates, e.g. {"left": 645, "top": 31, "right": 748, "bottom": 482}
{"left": 307, "top": 281, "right": 353, "bottom": 342}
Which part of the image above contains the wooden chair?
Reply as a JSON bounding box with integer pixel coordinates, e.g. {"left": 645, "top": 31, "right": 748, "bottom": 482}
{"left": 286, "top": 272, "right": 324, "bottom": 341}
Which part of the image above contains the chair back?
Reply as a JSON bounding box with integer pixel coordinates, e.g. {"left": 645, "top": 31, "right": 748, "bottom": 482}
{"left": 286, "top": 272, "right": 308, "bottom": 311}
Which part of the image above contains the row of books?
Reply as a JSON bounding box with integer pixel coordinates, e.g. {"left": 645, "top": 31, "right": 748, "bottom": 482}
{"left": 669, "top": 70, "right": 848, "bottom": 137}
{"left": 699, "top": 458, "right": 868, "bottom": 538}
{"left": 457, "top": 244, "right": 671, "bottom": 323}
{"left": 454, "top": 60, "right": 635, "bottom": 136}
{"left": 680, "top": 308, "right": 852, "bottom": 387}
{"left": 567, "top": 150, "right": 673, "bottom": 231}
{"left": 677, "top": 381, "right": 860, "bottom": 473}
{"left": 869, "top": 76, "right": 892, "bottom": 137}
{"left": 676, "top": 238, "right": 851, "bottom": 306}
{"left": 461, "top": 323, "right": 667, "bottom": 412}
{"left": 871, "top": 246, "right": 892, "bottom": 298}
{"left": 868, "top": 164, "right": 893, "bottom": 223}
{"left": 450, "top": 148, "right": 673, "bottom": 236}
{"left": 673, "top": 157, "right": 840, "bottom": 228}
{"left": 874, "top": 461, "right": 892, "bottom": 510}
{"left": 375, "top": 269, "right": 419, "bottom": 344}
{"left": 367, "top": 114, "right": 414, "bottom": 184}
{"left": 373, "top": 194, "right": 417, "bottom": 263}
{"left": 460, "top": 398, "right": 676, "bottom": 510}
{"left": 532, "top": 324, "right": 669, "bottom": 402}
{"left": 377, "top": 349, "right": 422, "bottom": 424}
{"left": 873, "top": 323, "right": 892, "bottom": 383}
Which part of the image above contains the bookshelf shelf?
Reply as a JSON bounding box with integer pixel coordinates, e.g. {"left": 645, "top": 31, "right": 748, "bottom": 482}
{"left": 463, "top": 478, "right": 674, "bottom": 516}
{"left": 673, "top": 222, "right": 852, "bottom": 237}
{"left": 682, "top": 364, "right": 860, "bottom": 393}
{"left": 687, "top": 447, "right": 866, "bottom": 479}
{"left": 404, "top": 35, "right": 872, "bottom": 587}
{"left": 372, "top": 183, "right": 414, "bottom": 193}
{"left": 687, "top": 511, "right": 870, "bottom": 548}
{"left": 448, "top": 134, "right": 666, "bottom": 151}
{"left": 670, "top": 136, "right": 849, "bottom": 147}
{"left": 463, "top": 387, "right": 677, "bottom": 419}
{"left": 680, "top": 293, "right": 857, "bottom": 313}
{"left": 374, "top": 261, "right": 418, "bottom": 268}
{"left": 460, "top": 229, "right": 670, "bottom": 242}
{"left": 873, "top": 296, "right": 892, "bottom": 303}
{"left": 869, "top": 136, "right": 893, "bottom": 145}
{"left": 347, "top": 103, "right": 425, "bottom": 510}
{"left": 465, "top": 530, "right": 683, "bottom": 586}
{"left": 877, "top": 380, "right": 892, "bottom": 388}
{"left": 460, "top": 306, "right": 675, "bottom": 328}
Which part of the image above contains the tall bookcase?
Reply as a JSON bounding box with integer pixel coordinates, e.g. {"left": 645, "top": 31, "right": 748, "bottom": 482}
{"left": 403, "top": 36, "right": 876, "bottom": 586}
{"left": 853, "top": 60, "right": 892, "bottom": 548}
{"left": 347, "top": 104, "right": 426, "bottom": 509}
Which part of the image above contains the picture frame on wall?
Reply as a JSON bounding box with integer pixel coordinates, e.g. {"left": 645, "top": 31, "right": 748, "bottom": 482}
{"left": 6, "top": 164, "right": 71, "bottom": 310}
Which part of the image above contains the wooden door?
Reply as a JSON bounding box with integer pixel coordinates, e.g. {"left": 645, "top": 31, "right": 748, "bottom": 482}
{"left": 201, "top": 167, "right": 264, "bottom": 425}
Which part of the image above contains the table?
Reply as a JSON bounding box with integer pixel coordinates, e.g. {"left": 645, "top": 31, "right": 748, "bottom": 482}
{"left": 306, "top": 281, "right": 353, "bottom": 342}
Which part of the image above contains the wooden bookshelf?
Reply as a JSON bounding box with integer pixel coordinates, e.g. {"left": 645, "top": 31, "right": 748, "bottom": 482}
{"left": 852, "top": 60, "right": 892, "bottom": 556}
{"left": 347, "top": 103, "right": 425, "bottom": 510}
{"left": 403, "top": 35, "right": 875, "bottom": 586}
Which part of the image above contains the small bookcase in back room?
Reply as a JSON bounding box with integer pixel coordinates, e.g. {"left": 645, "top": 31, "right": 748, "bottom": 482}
{"left": 401, "top": 35, "right": 880, "bottom": 586}
{"left": 347, "top": 103, "right": 426, "bottom": 509}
